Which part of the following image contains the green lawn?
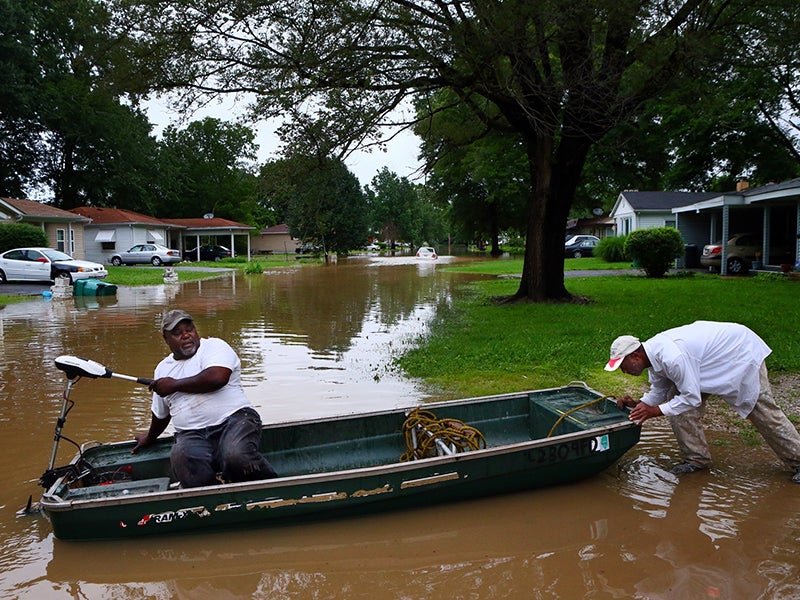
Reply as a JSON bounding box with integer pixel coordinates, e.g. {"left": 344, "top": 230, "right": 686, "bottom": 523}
{"left": 399, "top": 269, "right": 800, "bottom": 400}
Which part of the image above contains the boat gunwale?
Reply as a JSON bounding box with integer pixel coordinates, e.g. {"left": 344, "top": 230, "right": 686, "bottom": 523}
{"left": 40, "top": 416, "right": 638, "bottom": 513}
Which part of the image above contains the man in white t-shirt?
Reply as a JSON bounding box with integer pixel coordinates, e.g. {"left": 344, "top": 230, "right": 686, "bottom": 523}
{"left": 605, "top": 320, "right": 800, "bottom": 483}
{"left": 132, "top": 309, "right": 277, "bottom": 487}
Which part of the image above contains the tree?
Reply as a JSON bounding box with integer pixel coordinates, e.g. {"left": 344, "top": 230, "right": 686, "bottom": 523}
{"left": 156, "top": 118, "right": 259, "bottom": 221}
{"left": 116, "top": 0, "right": 800, "bottom": 301}
{"left": 259, "top": 156, "right": 369, "bottom": 253}
{"left": 0, "top": 0, "right": 161, "bottom": 207}
{"left": 415, "top": 93, "right": 529, "bottom": 255}
{"left": 366, "top": 168, "right": 421, "bottom": 248}
{"left": 0, "top": 0, "right": 42, "bottom": 196}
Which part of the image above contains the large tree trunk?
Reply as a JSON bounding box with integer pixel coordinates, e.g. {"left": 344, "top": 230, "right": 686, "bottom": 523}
{"left": 510, "top": 133, "right": 592, "bottom": 302}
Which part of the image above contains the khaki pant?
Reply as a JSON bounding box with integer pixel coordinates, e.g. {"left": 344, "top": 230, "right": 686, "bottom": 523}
{"left": 668, "top": 362, "right": 800, "bottom": 470}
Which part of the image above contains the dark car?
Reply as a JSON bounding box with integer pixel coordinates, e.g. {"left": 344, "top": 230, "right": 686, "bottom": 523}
{"left": 564, "top": 237, "right": 599, "bottom": 258}
{"left": 183, "top": 245, "right": 232, "bottom": 262}
{"left": 295, "top": 243, "right": 323, "bottom": 254}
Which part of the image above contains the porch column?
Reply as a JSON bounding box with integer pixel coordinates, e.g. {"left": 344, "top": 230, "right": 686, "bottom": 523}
{"left": 762, "top": 207, "right": 771, "bottom": 265}
{"left": 720, "top": 206, "right": 730, "bottom": 275}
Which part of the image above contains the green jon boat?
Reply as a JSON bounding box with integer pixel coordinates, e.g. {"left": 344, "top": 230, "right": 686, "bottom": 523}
{"left": 38, "top": 356, "right": 641, "bottom": 541}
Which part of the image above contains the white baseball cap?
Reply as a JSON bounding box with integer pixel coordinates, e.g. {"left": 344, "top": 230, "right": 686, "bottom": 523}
{"left": 604, "top": 335, "right": 641, "bottom": 371}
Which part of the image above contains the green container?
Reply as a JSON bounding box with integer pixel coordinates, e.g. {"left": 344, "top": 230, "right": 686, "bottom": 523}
{"left": 74, "top": 278, "right": 117, "bottom": 296}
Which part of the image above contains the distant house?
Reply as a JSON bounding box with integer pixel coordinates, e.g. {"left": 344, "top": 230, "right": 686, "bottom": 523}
{"left": 252, "top": 224, "right": 300, "bottom": 254}
{"left": 565, "top": 215, "right": 615, "bottom": 239}
{"left": 70, "top": 207, "right": 181, "bottom": 265}
{"left": 0, "top": 197, "right": 90, "bottom": 258}
{"left": 610, "top": 191, "right": 718, "bottom": 236}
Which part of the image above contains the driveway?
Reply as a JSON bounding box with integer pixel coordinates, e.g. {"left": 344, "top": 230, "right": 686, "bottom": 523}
{"left": 0, "top": 282, "right": 53, "bottom": 296}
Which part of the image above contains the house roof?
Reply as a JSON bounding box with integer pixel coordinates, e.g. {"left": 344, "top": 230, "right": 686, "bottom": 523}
{"left": 1, "top": 197, "right": 89, "bottom": 222}
{"left": 619, "top": 191, "right": 719, "bottom": 211}
{"left": 260, "top": 223, "right": 291, "bottom": 235}
{"left": 162, "top": 217, "right": 254, "bottom": 231}
{"left": 70, "top": 206, "right": 174, "bottom": 227}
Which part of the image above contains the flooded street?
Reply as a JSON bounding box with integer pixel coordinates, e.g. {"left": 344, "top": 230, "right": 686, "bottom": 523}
{"left": 1, "top": 256, "right": 799, "bottom": 599}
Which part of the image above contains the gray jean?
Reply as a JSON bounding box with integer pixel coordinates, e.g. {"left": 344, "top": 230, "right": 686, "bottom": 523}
{"left": 668, "top": 362, "right": 800, "bottom": 471}
{"left": 171, "top": 407, "right": 278, "bottom": 488}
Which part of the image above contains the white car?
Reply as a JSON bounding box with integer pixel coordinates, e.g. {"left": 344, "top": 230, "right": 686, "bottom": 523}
{"left": 415, "top": 246, "right": 438, "bottom": 259}
{"left": 111, "top": 244, "right": 182, "bottom": 266}
{"left": 0, "top": 247, "right": 108, "bottom": 283}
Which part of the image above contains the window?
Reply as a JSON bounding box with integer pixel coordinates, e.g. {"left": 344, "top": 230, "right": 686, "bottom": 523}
{"left": 56, "top": 229, "right": 65, "bottom": 252}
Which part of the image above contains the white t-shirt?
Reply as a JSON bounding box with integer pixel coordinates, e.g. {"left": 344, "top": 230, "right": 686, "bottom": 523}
{"left": 640, "top": 320, "right": 771, "bottom": 418}
{"left": 150, "top": 337, "right": 251, "bottom": 431}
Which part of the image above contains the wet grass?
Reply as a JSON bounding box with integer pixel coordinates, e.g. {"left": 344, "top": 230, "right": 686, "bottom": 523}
{"left": 399, "top": 271, "right": 800, "bottom": 401}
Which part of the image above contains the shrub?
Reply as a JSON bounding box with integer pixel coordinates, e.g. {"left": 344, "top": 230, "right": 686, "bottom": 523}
{"left": 0, "top": 223, "right": 49, "bottom": 252}
{"left": 594, "top": 235, "right": 628, "bottom": 262}
{"left": 624, "top": 227, "right": 685, "bottom": 278}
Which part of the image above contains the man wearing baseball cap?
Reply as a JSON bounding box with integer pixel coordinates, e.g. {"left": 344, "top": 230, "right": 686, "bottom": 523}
{"left": 606, "top": 320, "right": 800, "bottom": 483}
{"left": 132, "top": 309, "right": 278, "bottom": 487}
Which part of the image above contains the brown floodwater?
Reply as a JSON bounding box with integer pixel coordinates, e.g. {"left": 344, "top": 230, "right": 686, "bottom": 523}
{"left": 1, "top": 256, "right": 799, "bottom": 599}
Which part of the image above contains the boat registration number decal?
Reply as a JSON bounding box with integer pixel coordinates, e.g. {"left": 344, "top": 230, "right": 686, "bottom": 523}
{"left": 527, "top": 435, "right": 611, "bottom": 464}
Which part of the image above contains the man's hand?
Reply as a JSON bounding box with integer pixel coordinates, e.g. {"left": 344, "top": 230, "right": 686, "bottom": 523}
{"left": 616, "top": 395, "right": 638, "bottom": 409}
{"left": 629, "top": 402, "right": 663, "bottom": 425}
{"left": 131, "top": 432, "right": 151, "bottom": 454}
{"left": 149, "top": 377, "right": 179, "bottom": 397}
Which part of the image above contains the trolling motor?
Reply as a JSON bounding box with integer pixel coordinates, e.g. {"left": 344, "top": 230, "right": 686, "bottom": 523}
{"left": 38, "top": 356, "right": 154, "bottom": 490}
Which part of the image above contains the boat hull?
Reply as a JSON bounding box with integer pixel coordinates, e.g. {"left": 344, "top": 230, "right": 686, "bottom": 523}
{"left": 41, "top": 385, "right": 640, "bottom": 540}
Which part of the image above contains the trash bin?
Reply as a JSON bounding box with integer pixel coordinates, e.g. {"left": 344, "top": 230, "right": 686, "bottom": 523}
{"left": 74, "top": 279, "right": 117, "bottom": 296}
{"left": 684, "top": 244, "right": 700, "bottom": 269}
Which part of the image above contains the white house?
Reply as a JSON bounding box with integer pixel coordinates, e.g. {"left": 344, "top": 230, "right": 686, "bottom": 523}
{"left": 69, "top": 207, "right": 181, "bottom": 265}
{"left": 610, "top": 191, "right": 718, "bottom": 236}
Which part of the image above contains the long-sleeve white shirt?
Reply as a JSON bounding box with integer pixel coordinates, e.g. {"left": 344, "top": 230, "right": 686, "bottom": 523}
{"left": 639, "top": 321, "right": 771, "bottom": 418}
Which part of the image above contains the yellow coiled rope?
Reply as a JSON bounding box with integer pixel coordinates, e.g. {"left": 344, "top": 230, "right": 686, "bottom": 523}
{"left": 546, "top": 396, "right": 611, "bottom": 437}
{"left": 400, "top": 408, "right": 487, "bottom": 461}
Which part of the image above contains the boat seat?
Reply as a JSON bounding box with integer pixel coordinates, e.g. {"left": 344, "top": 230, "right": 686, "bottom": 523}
{"left": 64, "top": 477, "right": 171, "bottom": 501}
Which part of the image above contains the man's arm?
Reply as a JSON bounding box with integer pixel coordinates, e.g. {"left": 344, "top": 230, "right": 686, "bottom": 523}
{"left": 132, "top": 412, "right": 171, "bottom": 453}
{"left": 149, "top": 366, "right": 232, "bottom": 397}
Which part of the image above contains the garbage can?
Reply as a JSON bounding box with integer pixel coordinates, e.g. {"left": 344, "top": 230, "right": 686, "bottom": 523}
{"left": 74, "top": 279, "right": 117, "bottom": 296}
{"left": 684, "top": 244, "right": 700, "bottom": 269}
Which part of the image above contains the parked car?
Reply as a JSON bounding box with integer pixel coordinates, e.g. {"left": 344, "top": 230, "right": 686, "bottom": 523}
{"left": 295, "top": 243, "right": 323, "bottom": 255}
{"left": 564, "top": 237, "right": 599, "bottom": 258}
{"left": 0, "top": 247, "right": 108, "bottom": 283}
{"left": 183, "top": 245, "right": 231, "bottom": 262}
{"left": 700, "top": 233, "right": 792, "bottom": 274}
{"left": 415, "top": 246, "right": 438, "bottom": 259}
{"left": 111, "top": 244, "right": 182, "bottom": 266}
{"left": 564, "top": 235, "right": 600, "bottom": 247}
{"left": 363, "top": 243, "right": 380, "bottom": 251}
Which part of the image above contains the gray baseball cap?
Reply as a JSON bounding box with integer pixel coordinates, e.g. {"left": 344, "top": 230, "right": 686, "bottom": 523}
{"left": 161, "top": 309, "right": 193, "bottom": 332}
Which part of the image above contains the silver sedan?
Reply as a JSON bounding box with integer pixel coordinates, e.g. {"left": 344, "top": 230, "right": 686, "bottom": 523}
{"left": 110, "top": 244, "right": 183, "bottom": 266}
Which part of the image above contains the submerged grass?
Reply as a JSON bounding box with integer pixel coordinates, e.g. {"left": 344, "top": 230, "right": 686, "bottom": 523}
{"left": 399, "top": 272, "right": 800, "bottom": 401}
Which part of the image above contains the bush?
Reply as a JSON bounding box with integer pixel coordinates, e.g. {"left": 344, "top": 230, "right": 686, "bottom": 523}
{"left": 594, "top": 235, "right": 628, "bottom": 262}
{"left": 0, "top": 223, "right": 48, "bottom": 252}
{"left": 624, "top": 227, "right": 685, "bottom": 278}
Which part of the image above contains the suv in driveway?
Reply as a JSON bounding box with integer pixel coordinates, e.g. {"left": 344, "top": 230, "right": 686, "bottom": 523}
{"left": 700, "top": 233, "right": 792, "bottom": 274}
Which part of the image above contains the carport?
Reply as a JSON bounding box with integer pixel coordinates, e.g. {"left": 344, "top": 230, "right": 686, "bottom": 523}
{"left": 161, "top": 217, "right": 255, "bottom": 261}
{"left": 673, "top": 180, "right": 800, "bottom": 275}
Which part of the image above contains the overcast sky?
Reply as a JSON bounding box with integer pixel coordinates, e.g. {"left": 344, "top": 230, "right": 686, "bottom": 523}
{"left": 144, "top": 97, "right": 424, "bottom": 187}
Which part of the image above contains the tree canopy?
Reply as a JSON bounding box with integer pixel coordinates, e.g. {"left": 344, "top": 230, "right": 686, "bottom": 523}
{"left": 114, "top": 0, "right": 800, "bottom": 300}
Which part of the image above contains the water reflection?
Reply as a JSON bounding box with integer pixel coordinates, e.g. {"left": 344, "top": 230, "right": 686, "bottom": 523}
{"left": 2, "top": 257, "right": 800, "bottom": 598}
